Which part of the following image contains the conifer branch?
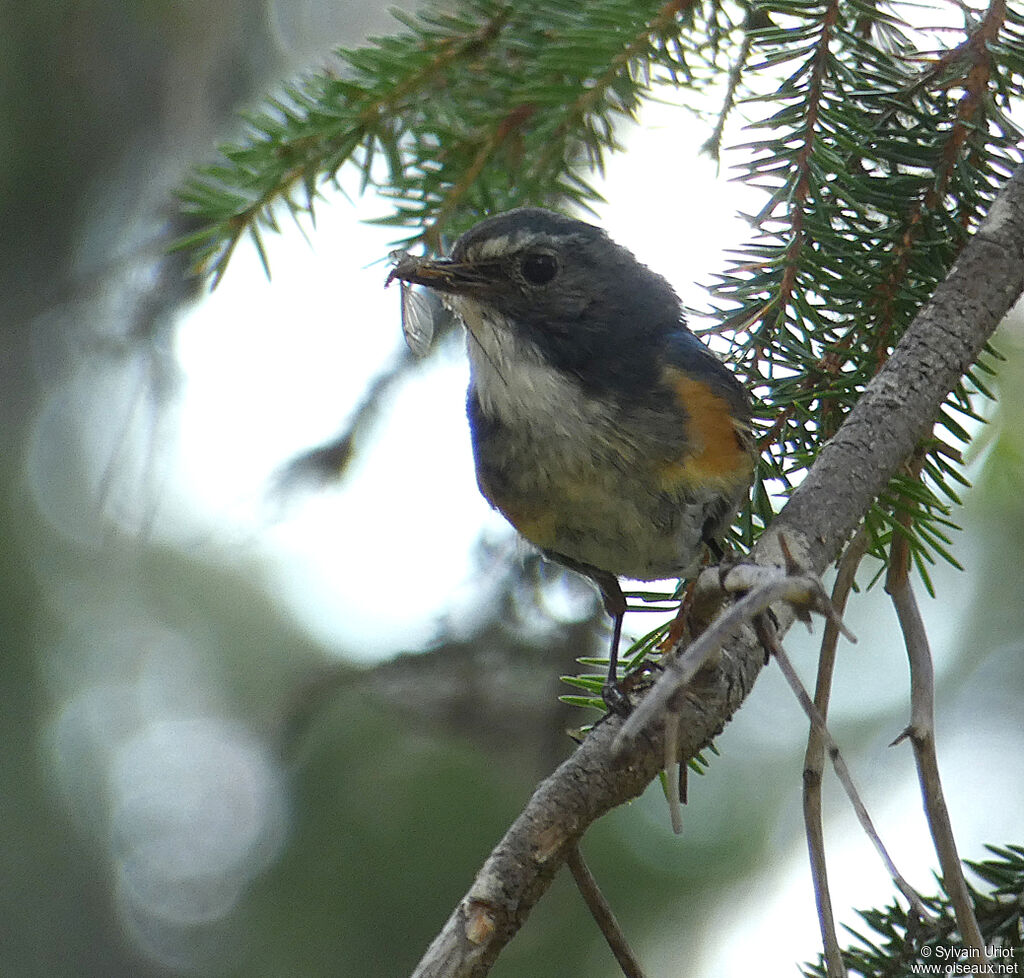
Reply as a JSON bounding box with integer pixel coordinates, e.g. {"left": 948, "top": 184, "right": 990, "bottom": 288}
{"left": 773, "top": 0, "right": 841, "bottom": 334}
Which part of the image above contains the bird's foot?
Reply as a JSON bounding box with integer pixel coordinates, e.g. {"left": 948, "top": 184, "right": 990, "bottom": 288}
{"left": 601, "top": 679, "right": 631, "bottom": 717}
{"left": 601, "top": 659, "right": 664, "bottom": 716}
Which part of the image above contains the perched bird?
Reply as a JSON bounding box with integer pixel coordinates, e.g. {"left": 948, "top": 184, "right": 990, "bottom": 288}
{"left": 387, "top": 208, "right": 755, "bottom": 711}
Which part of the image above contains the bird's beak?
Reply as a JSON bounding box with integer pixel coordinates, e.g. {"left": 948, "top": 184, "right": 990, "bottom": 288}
{"left": 386, "top": 253, "right": 492, "bottom": 295}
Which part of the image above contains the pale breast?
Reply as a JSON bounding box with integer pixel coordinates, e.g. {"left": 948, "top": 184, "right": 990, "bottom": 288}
{"left": 456, "top": 295, "right": 732, "bottom": 581}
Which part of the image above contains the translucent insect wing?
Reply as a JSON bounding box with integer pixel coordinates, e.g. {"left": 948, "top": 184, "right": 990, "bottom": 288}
{"left": 399, "top": 281, "right": 435, "bottom": 357}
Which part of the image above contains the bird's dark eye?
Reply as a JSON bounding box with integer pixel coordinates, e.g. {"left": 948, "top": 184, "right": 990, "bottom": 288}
{"left": 519, "top": 251, "right": 558, "bottom": 286}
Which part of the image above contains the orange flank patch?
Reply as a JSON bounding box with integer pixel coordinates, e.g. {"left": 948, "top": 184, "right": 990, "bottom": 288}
{"left": 659, "top": 368, "right": 753, "bottom": 490}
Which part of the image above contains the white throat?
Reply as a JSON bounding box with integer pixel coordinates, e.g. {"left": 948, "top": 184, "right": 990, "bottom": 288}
{"left": 450, "top": 294, "right": 586, "bottom": 429}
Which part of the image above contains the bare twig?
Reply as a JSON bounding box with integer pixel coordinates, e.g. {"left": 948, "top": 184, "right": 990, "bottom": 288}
{"left": 885, "top": 534, "right": 987, "bottom": 962}
{"left": 803, "top": 528, "right": 868, "bottom": 978}
{"left": 565, "top": 843, "right": 646, "bottom": 978}
{"left": 664, "top": 714, "right": 685, "bottom": 835}
{"left": 655, "top": 559, "right": 855, "bottom": 834}
{"left": 756, "top": 617, "right": 934, "bottom": 922}
{"left": 270, "top": 344, "right": 433, "bottom": 499}
{"left": 616, "top": 564, "right": 853, "bottom": 756}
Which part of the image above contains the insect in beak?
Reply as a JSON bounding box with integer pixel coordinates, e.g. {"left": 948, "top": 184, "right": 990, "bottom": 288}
{"left": 386, "top": 250, "right": 441, "bottom": 357}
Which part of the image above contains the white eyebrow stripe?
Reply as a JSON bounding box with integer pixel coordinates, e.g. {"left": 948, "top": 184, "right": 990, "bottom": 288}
{"left": 468, "top": 234, "right": 512, "bottom": 259}
{"left": 464, "top": 231, "right": 570, "bottom": 261}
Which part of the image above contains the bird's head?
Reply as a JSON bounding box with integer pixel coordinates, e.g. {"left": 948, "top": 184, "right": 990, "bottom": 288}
{"left": 387, "top": 208, "right": 683, "bottom": 393}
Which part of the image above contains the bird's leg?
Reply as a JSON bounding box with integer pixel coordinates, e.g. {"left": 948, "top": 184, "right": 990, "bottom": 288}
{"left": 545, "top": 552, "right": 633, "bottom": 714}
{"left": 591, "top": 571, "right": 630, "bottom": 716}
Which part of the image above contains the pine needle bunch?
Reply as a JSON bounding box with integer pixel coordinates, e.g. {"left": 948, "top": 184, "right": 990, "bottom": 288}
{"left": 177, "top": 0, "right": 734, "bottom": 282}
{"left": 802, "top": 844, "right": 1024, "bottom": 977}
{"left": 715, "top": 0, "right": 1024, "bottom": 586}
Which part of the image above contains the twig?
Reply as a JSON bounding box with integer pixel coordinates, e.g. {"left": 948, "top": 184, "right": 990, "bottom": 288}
{"left": 885, "top": 534, "right": 988, "bottom": 962}
{"left": 270, "top": 347, "right": 419, "bottom": 499}
{"left": 664, "top": 714, "right": 685, "bottom": 835}
{"left": 700, "top": 8, "right": 754, "bottom": 163}
{"left": 641, "top": 557, "right": 855, "bottom": 834}
{"left": 756, "top": 618, "right": 935, "bottom": 923}
{"left": 615, "top": 565, "right": 853, "bottom": 756}
{"left": 802, "top": 528, "right": 869, "bottom": 978}
{"left": 565, "top": 843, "right": 646, "bottom": 978}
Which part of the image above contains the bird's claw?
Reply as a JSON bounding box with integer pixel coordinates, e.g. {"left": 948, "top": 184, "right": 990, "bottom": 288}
{"left": 601, "top": 680, "right": 632, "bottom": 717}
